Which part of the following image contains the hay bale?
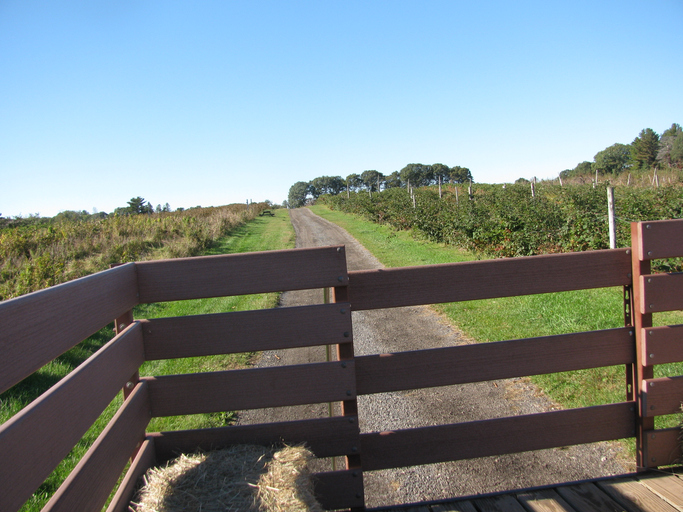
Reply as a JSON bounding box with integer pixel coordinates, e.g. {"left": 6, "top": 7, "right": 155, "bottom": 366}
{"left": 131, "top": 444, "right": 323, "bottom": 512}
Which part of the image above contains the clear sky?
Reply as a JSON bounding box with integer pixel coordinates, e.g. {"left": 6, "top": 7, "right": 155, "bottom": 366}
{"left": 1, "top": 1, "right": 682, "bottom": 217}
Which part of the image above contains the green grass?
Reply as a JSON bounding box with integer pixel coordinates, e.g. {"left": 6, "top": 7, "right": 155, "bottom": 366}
{"left": 2, "top": 209, "right": 295, "bottom": 512}
{"left": 310, "top": 204, "right": 683, "bottom": 423}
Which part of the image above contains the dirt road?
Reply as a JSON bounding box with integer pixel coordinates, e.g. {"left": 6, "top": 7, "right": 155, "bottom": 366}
{"left": 239, "top": 208, "right": 627, "bottom": 508}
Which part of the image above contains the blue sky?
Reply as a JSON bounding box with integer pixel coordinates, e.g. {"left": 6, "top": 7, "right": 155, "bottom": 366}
{"left": 1, "top": 1, "right": 682, "bottom": 217}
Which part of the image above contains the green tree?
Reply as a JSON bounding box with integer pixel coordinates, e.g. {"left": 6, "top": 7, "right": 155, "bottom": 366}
{"left": 593, "top": 144, "right": 631, "bottom": 175}
{"left": 630, "top": 128, "right": 660, "bottom": 170}
{"left": 657, "top": 123, "right": 682, "bottom": 167}
{"left": 384, "top": 171, "right": 402, "bottom": 189}
{"left": 449, "top": 166, "right": 473, "bottom": 183}
{"left": 670, "top": 134, "right": 683, "bottom": 168}
{"left": 288, "top": 181, "right": 310, "bottom": 208}
{"left": 360, "top": 170, "right": 384, "bottom": 195}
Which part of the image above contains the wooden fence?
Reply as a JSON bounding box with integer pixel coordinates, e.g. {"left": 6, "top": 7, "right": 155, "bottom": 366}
{"left": 0, "top": 219, "right": 682, "bottom": 511}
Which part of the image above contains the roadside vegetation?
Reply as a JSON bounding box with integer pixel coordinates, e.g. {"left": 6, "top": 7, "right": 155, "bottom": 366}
{"left": 308, "top": 204, "right": 683, "bottom": 429}
{"left": 0, "top": 198, "right": 274, "bottom": 301}
{"left": 1, "top": 209, "right": 295, "bottom": 512}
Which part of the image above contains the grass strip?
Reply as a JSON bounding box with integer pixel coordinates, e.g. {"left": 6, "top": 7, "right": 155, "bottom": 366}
{"left": 309, "top": 204, "right": 683, "bottom": 421}
{"left": 3, "top": 209, "right": 295, "bottom": 512}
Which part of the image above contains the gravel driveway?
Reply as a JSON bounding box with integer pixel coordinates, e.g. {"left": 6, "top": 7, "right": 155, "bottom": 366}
{"left": 239, "top": 208, "right": 628, "bottom": 508}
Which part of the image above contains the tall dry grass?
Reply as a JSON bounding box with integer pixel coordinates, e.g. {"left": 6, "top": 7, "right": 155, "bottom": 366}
{"left": 0, "top": 203, "right": 267, "bottom": 300}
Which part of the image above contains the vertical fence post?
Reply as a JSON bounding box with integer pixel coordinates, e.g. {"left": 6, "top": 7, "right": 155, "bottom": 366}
{"left": 630, "top": 222, "right": 654, "bottom": 470}
{"left": 607, "top": 186, "right": 616, "bottom": 249}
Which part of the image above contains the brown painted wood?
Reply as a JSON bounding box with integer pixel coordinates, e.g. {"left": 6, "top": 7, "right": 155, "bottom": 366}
{"left": 637, "top": 472, "right": 683, "bottom": 509}
{"left": 313, "top": 469, "right": 365, "bottom": 510}
{"left": 632, "top": 221, "right": 655, "bottom": 470}
{"left": 360, "top": 402, "right": 636, "bottom": 471}
{"left": 598, "top": 477, "right": 680, "bottom": 512}
{"left": 43, "top": 382, "right": 151, "bottom": 512}
{"left": 642, "top": 428, "right": 682, "bottom": 468}
{"left": 144, "top": 360, "right": 356, "bottom": 417}
{"left": 356, "top": 328, "right": 634, "bottom": 395}
{"left": 106, "top": 437, "right": 157, "bottom": 512}
{"left": 0, "top": 323, "right": 145, "bottom": 512}
{"left": 642, "top": 325, "right": 683, "bottom": 365}
{"left": 141, "top": 302, "right": 353, "bottom": 360}
{"left": 555, "top": 483, "right": 625, "bottom": 512}
{"left": 641, "top": 376, "right": 683, "bottom": 417}
{"left": 639, "top": 273, "right": 683, "bottom": 314}
{"left": 516, "top": 489, "right": 577, "bottom": 512}
{"left": 136, "top": 245, "right": 348, "bottom": 303}
{"left": 431, "top": 501, "right": 478, "bottom": 512}
{"left": 0, "top": 262, "right": 138, "bottom": 394}
{"left": 634, "top": 219, "right": 683, "bottom": 261}
{"left": 474, "top": 494, "right": 527, "bottom": 512}
{"left": 347, "top": 249, "right": 631, "bottom": 311}
{"left": 149, "top": 416, "right": 361, "bottom": 462}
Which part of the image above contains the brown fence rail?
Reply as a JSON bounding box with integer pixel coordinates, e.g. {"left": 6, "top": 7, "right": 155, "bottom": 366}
{"left": 1, "top": 221, "right": 682, "bottom": 511}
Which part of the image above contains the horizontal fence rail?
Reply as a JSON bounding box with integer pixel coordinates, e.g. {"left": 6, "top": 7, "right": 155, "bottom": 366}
{"left": 136, "top": 245, "right": 348, "bottom": 303}
{"left": 0, "top": 262, "right": 138, "bottom": 395}
{"left": 141, "top": 302, "right": 352, "bottom": 360}
{"left": 355, "top": 328, "right": 635, "bottom": 395}
{"left": 348, "top": 249, "right": 632, "bottom": 311}
{"left": 0, "top": 323, "right": 145, "bottom": 512}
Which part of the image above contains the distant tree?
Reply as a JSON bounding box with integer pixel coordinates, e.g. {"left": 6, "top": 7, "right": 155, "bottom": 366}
{"left": 288, "top": 181, "right": 310, "bottom": 208}
{"left": 593, "top": 143, "right": 632, "bottom": 175}
{"left": 449, "top": 166, "right": 473, "bottom": 183}
{"left": 657, "top": 123, "right": 682, "bottom": 167}
{"left": 670, "top": 134, "right": 683, "bottom": 168}
{"left": 400, "top": 163, "right": 430, "bottom": 188}
{"left": 515, "top": 177, "right": 530, "bottom": 184}
{"left": 384, "top": 171, "right": 402, "bottom": 189}
{"left": 345, "top": 173, "right": 362, "bottom": 193}
{"left": 360, "top": 170, "right": 384, "bottom": 195}
{"left": 310, "top": 176, "right": 345, "bottom": 198}
{"left": 630, "top": 128, "right": 660, "bottom": 170}
{"left": 431, "top": 163, "right": 449, "bottom": 197}
{"left": 123, "top": 197, "right": 154, "bottom": 215}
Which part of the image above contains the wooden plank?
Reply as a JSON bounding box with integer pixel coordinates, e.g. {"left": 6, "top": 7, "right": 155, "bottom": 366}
{"left": 136, "top": 245, "right": 348, "bottom": 303}
{"left": 640, "top": 273, "right": 683, "bottom": 314}
{"left": 642, "top": 325, "right": 683, "bottom": 365}
{"left": 360, "top": 402, "right": 636, "bottom": 471}
{"left": 643, "top": 428, "right": 682, "bottom": 468}
{"left": 347, "top": 249, "right": 631, "bottom": 311}
{"left": 474, "top": 494, "right": 527, "bottom": 512}
{"left": 313, "top": 470, "right": 365, "bottom": 510}
{"left": 43, "top": 382, "right": 151, "bottom": 512}
{"left": 141, "top": 302, "right": 353, "bottom": 360}
{"left": 431, "top": 501, "right": 478, "bottom": 512}
{"left": 144, "top": 360, "right": 356, "bottom": 417}
{"left": 637, "top": 472, "right": 683, "bottom": 509}
{"left": 356, "top": 328, "right": 634, "bottom": 395}
{"left": 106, "top": 437, "right": 157, "bottom": 512}
{"left": 0, "top": 262, "right": 138, "bottom": 394}
{"left": 634, "top": 219, "right": 683, "bottom": 261}
{"left": 598, "top": 477, "right": 680, "bottom": 512}
{"left": 149, "top": 416, "right": 361, "bottom": 463}
{"left": 555, "top": 483, "right": 626, "bottom": 512}
{"left": 641, "top": 376, "right": 683, "bottom": 417}
{"left": 0, "top": 323, "right": 145, "bottom": 512}
{"left": 516, "top": 489, "right": 577, "bottom": 512}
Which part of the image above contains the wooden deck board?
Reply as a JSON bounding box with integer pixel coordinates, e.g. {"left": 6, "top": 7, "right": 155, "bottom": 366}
{"left": 370, "top": 471, "right": 683, "bottom": 512}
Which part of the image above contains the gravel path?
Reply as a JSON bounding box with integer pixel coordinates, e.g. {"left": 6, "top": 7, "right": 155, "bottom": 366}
{"left": 239, "top": 208, "right": 628, "bottom": 508}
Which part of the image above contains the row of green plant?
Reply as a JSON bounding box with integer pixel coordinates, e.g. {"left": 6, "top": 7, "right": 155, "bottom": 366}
{"left": 2, "top": 210, "right": 296, "bottom": 511}
{"left": 320, "top": 180, "right": 683, "bottom": 267}
{"left": 0, "top": 202, "right": 269, "bottom": 301}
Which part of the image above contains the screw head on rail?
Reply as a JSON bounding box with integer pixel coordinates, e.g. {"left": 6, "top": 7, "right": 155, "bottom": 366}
{"left": 646, "top": 224, "right": 651, "bottom": 229}
{"left": 125, "top": 381, "right": 134, "bottom": 389}
{"left": 119, "top": 323, "right": 126, "bottom": 330}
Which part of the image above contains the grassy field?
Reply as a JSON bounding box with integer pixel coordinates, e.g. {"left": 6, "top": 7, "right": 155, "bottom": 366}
{"left": 2, "top": 209, "right": 295, "bottom": 512}
{"left": 309, "top": 204, "right": 683, "bottom": 423}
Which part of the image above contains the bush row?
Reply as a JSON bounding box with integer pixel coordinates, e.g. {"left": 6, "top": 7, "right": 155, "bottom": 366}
{"left": 321, "top": 183, "right": 683, "bottom": 264}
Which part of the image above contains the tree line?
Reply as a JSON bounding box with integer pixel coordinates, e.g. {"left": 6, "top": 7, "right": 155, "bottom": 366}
{"left": 287, "top": 163, "right": 473, "bottom": 208}
{"left": 562, "top": 123, "right": 682, "bottom": 180}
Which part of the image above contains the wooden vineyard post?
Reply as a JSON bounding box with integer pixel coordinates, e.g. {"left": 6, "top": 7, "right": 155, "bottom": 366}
{"left": 630, "top": 222, "right": 653, "bottom": 470}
